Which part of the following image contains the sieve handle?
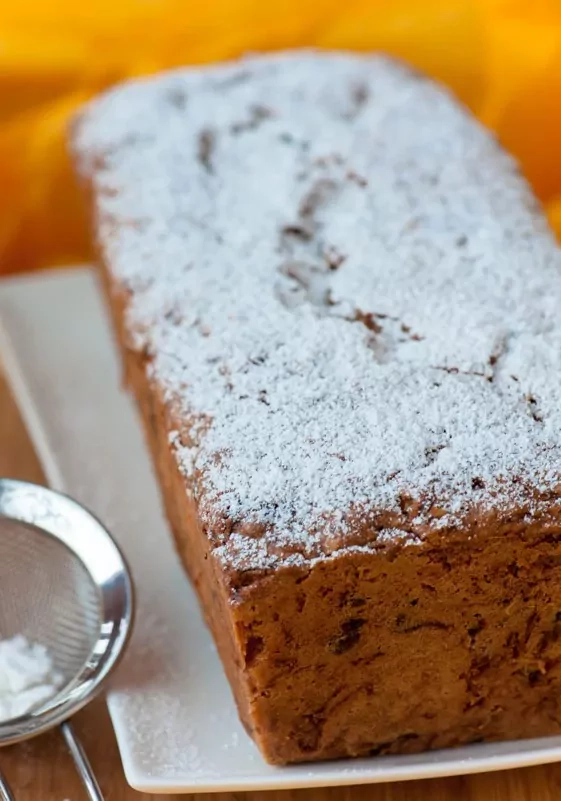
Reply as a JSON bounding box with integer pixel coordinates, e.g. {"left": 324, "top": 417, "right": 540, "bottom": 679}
{"left": 61, "top": 721, "right": 104, "bottom": 801}
{"left": 0, "top": 726, "right": 102, "bottom": 801}
{"left": 0, "top": 768, "right": 14, "bottom": 801}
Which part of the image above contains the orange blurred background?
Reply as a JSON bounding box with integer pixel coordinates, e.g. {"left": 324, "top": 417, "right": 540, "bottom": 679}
{"left": 1, "top": 0, "right": 560, "bottom": 274}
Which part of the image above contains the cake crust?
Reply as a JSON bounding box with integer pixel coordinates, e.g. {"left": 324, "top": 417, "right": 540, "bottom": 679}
{"left": 72, "top": 51, "right": 561, "bottom": 764}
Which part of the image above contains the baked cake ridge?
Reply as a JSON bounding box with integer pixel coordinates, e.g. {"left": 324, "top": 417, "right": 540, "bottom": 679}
{"left": 72, "top": 50, "right": 561, "bottom": 571}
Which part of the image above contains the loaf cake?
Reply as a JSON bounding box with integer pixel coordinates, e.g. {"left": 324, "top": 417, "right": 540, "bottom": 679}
{"left": 71, "top": 51, "right": 561, "bottom": 765}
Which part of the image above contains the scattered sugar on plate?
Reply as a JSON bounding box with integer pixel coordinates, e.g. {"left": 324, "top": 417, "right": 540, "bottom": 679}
{"left": 0, "top": 635, "right": 63, "bottom": 722}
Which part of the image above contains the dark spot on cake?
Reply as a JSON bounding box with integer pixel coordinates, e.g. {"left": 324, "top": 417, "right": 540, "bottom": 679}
{"left": 323, "top": 245, "right": 347, "bottom": 271}
{"left": 368, "top": 732, "right": 419, "bottom": 756}
{"left": 235, "top": 570, "right": 264, "bottom": 589}
{"left": 537, "top": 614, "right": 561, "bottom": 654}
{"left": 91, "top": 152, "right": 110, "bottom": 172}
{"left": 507, "top": 561, "right": 519, "bottom": 577}
{"left": 299, "top": 178, "right": 339, "bottom": 219}
{"left": 273, "top": 657, "right": 296, "bottom": 670}
{"left": 537, "top": 629, "right": 560, "bottom": 655}
{"left": 353, "top": 310, "right": 383, "bottom": 334}
{"left": 244, "top": 635, "right": 264, "bottom": 667}
{"left": 456, "top": 234, "right": 468, "bottom": 247}
{"left": 523, "top": 610, "right": 539, "bottom": 644}
{"left": 469, "top": 654, "right": 491, "bottom": 677}
{"left": 277, "top": 260, "right": 334, "bottom": 309}
{"left": 248, "top": 354, "right": 267, "bottom": 366}
{"left": 409, "top": 598, "right": 419, "bottom": 607}
{"left": 399, "top": 493, "right": 421, "bottom": 517}
{"left": 350, "top": 651, "right": 384, "bottom": 667}
{"left": 347, "top": 169, "right": 368, "bottom": 187}
{"left": 514, "top": 664, "right": 545, "bottom": 686}
{"left": 433, "top": 364, "right": 486, "bottom": 378}
{"left": 328, "top": 618, "right": 366, "bottom": 654}
{"left": 528, "top": 670, "right": 543, "bottom": 687}
{"left": 395, "top": 616, "right": 451, "bottom": 634}
{"left": 506, "top": 631, "right": 520, "bottom": 658}
{"left": 352, "top": 311, "right": 423, "bottom": 346}
{"left": 198, "top": 128, "right": 216, "bottom": 173}
{"left": 526, "top": 393, "right": 543, "bottom": 423}
{"left": 279, "top": 132, "right": 294, "bottom": 144}
{"left": 138, "top": 340, "right": 155, "bottom": 364}
{"left": 535, "top": 553, "right": 561, "bottom": 570}
{"left": 99, "top": 185, "right": 119, "bottom": 198}
{"left": 166, "top": 87, "right": 188, "bottom": 110}
{"left": 472, "top": 477, "right": 485, "bottom": 490}
{"left": 402, "top": 216, "right": 423, "bottom": 234}
{"left": 342, "top": 81, "right": 370, "bottom": 120}
{"left": 467, "top": 615, "right": 485, "bottom": 640}
{"left": 351, "top": 82, "right": 369, "bottom": 107}
{"left": 163, "top": 306, "right": 183, "bottom": 326}
{"left": 252, "top": 103, "right": 274, "bottom": 121}
{"left": 281, "top": 223, "right": 314, "bottom": 242}
{"left": 231, "top": 104, "right": 273, "bottom": 134}
{"left": 214, "top": 69, "right": 251, "bottom": 90}
{"left": 463, "top": 696, "right": 484, "bottom": 712}
{"left": 297, "top": 713, "right": 324, "bottom": 752}
{"left": 337, "top": 590, "right": 354, "bottom": 608}
{"left": 384, "top": 545, "right": 402, "bottom": 563}
{"left": 425, "top": 444, "right": 445, "bottom": 465}
{"left": 258, "top": 390, "right": 270, "bottom": 406}
{"left": 539, "top": 531, "right": 561, "bottom": 545}
{"left": 314, "top": 153, "right": 344, "bottom": 168}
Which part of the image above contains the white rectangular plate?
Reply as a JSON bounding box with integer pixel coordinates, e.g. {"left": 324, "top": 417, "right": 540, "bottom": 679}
{"left": 2, "top": 267, "right": 561, "bottom": 793}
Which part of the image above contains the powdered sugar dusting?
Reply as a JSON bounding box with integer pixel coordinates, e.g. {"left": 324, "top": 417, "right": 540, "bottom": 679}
{"left": 72, "top": 51, "right": 561, "bottom": 571}
{"left": 0, "top": 635, "right": 63, "bottom": 721}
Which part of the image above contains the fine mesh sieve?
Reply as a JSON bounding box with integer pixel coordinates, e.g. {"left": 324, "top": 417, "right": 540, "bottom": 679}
{"left": 0, "top": 479, "right": 134, "bottom": 801}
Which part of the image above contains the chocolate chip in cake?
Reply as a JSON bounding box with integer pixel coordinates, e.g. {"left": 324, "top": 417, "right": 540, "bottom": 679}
{"left": 328, "top": 618, "right": 366, "bottom": 654}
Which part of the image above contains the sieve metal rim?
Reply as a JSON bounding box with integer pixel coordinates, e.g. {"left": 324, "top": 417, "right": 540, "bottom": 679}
{"left": 0, "top": 478, "right": 135, "bottom": 747}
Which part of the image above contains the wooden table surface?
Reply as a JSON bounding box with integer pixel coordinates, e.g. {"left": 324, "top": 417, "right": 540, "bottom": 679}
{"left": 2, "top": 370, "right": 561, "bottom": 801}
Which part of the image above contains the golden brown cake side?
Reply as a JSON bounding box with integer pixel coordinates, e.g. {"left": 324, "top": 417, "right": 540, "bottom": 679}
{"left": 72, "top": 51, "right": 561, "bottom": 763}
{"left": 101, "top": 261, "right": 561, "bottom": 765}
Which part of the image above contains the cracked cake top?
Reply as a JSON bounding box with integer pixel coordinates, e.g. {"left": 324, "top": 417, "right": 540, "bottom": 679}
{"left": 72, "top": 51, "right": 561, "bottom": 572}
